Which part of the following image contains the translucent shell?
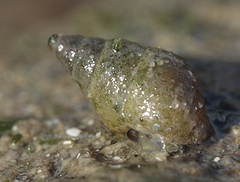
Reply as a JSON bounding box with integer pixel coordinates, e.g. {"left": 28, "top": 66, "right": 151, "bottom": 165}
{"left": 48, "top": 34, "right": 214, "bottom": 152}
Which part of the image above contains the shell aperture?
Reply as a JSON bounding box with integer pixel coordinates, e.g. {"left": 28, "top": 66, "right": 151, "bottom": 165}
{"left": 48, "top": 34, "right": 214, "bottom": 154}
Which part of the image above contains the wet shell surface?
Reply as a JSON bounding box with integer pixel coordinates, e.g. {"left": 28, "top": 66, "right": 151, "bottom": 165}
{"left": 48, "top": 34, "right": 214, "bottom": 153}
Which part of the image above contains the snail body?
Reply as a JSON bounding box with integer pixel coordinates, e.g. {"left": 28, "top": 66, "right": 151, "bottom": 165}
{"left": 48, "top": 34, "right": 214, "bottom": 153}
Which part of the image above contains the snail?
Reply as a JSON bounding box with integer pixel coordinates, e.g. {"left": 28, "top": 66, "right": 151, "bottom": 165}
{"left": 48, "top": 34, "right": 214, "bottom": 154}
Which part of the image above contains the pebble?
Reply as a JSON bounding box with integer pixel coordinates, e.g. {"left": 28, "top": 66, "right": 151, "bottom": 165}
{"left": 66, "top": 127, "right": 81, "bottom": 137}
{"left": 213, "top": 156, "right": 221, "bottom": 162}
{"left": 95, "top": 131, "right": 101, "bottom": 138}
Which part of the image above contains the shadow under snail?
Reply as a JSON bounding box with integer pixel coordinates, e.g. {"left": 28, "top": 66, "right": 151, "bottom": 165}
{"left": 48, "top": 34, "right": 214, "bottom": 155}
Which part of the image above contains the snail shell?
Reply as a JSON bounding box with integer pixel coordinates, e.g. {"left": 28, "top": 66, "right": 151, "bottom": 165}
{"left": 48, "top": 34, "right": 214, "bottom": 153}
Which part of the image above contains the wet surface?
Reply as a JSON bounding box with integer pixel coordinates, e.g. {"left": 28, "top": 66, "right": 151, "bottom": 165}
{"left": 0, "top": 0, "right": 240, "bottom": 181}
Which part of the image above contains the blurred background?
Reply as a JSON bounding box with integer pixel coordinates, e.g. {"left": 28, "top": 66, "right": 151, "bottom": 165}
{"left": 0, "top": 0, "right": 240, "bottom": 119}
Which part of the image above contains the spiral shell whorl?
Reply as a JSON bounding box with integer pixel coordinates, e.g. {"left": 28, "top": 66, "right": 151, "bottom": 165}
{"left": 49, "top": 34, "right": 214, "bottom": 150}
{"left": 48, "top": 34, "right": 105, "bottom": 95}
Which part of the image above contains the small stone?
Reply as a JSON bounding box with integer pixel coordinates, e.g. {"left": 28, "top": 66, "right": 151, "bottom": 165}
{"left": 113, "top": 156, "right": 123, "bottom": 162}
{"left": 86, "top": 119, "right": 95, "bottom": 126}
{"left": 66, "top": 127, "right": 81, "bottom": 137}
{"left": 37, "top": 169, "right": 42, "bottom": 174}
{"left": 95, "top": 131, "right": 101, "bottom": 138}
{"left": 231, "top": 125, "right": 240, "bottom": 136}
{"left": 63, "top": 140, "right": 72, "bottom": 145}
{"left": 110, "top": 164, "right": 123, "bottom": 169}
{"left": 76, "top": 152, "right": 81, "bottom": 159}
{"left": 213, "top": 156, "right": 221, "bottom": 162}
